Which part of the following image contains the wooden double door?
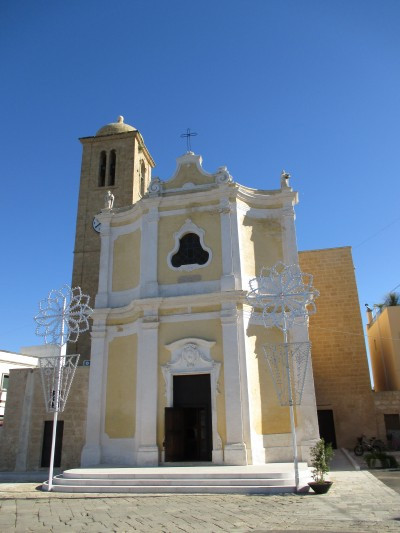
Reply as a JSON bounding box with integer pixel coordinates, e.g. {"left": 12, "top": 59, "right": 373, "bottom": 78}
{"left": 165, "top": 374, "right": 212, "bottom": 462}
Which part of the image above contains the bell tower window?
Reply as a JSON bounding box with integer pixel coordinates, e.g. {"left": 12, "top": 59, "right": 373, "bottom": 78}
{"left": 108, "top": 150, "right": 116, "bottom": 186}
{"left": 99, "top": 151, "right": 107, "bottom": 187}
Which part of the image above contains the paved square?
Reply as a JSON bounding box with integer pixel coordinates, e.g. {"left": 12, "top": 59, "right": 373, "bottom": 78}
{"left": 0, "top": 471, "right": 399, "bottom": 531}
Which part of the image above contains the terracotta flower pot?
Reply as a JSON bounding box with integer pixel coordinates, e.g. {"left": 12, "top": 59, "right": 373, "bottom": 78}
{"left": 308, "top": 481, "right": 333, "bottom": 494}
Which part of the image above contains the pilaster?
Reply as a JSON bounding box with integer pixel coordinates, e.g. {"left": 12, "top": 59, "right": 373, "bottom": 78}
{"left": 135, "top": 315, "right": 159, "bottom": 466}
{"left": 140, "top": 204, "right": 159, "bottom": 298}
{"left": 220, "top": 305, "right": 248, "bottom": 465}
{"left": 81, "top": 313, "right": 109, "bottom": 466}
{"left": 290, "top": 323, "right": 319, "bottom": 461}
{"left": 95, "top": 215, "right": 112, "bottom": 308}
{"left": 220, "top": 197, "right": 242, "bottom": 291}
{"left": 281, "top": 204, "right": 298, "bottom": 265}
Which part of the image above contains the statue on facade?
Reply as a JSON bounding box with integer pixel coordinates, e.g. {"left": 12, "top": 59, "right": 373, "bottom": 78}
{"left": 105, "top": 190, "right": 114, "bottom": 210}
{"left": 280, "top": 170, "right": 291, "bottom": 189}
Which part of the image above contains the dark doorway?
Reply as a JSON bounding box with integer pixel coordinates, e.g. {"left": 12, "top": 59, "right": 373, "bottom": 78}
{"left": 165, "top": 374, "right": 212, "bottom": 462}
{"left": 317, "top": 410, "right": 337, "bottom": 449}
{"left": 41, "top": 420, "right": 64, "bottom": 467}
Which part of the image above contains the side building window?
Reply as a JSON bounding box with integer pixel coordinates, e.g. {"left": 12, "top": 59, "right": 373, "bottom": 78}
{"left": 99, "top": 151, "right": 107, "bottom": 187}
{"left": 1, "top": 374, "right": 9, "bottom": 390}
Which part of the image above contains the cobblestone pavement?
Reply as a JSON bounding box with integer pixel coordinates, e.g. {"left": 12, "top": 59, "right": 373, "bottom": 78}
{"left": 0, "top": 471, "right": 399, "bottom": 532}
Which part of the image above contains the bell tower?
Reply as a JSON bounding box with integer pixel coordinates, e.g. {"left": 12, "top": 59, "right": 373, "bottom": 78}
{"left": 71, "top": 116, "right": 155, "bottom": 359}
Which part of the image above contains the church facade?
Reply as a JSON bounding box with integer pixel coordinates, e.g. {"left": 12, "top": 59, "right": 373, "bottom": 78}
{"left": 78, "top": 118, "right": 320, "bottom": 467}
{"left": 0, "top": 118, "right": 378, "bottom": 472}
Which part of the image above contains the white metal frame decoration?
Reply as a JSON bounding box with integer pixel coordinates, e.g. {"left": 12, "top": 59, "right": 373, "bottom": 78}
{"left": 34, "top": 285, "right": 93, "bottom": 491}
{"left": 247, "top": 262, "right": 318, "bottom": 330}
{"left": 247, "top": 261, "right": 319, "bottom": 491}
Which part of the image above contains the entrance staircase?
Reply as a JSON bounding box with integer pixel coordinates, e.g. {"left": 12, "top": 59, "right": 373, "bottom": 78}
{"left": 43, "top": 463, "right": 312, "bottom": 494}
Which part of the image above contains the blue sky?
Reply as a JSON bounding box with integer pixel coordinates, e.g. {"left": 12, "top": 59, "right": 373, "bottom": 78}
{"left": 1, "top": 0, "right": 399, "bottom": 357}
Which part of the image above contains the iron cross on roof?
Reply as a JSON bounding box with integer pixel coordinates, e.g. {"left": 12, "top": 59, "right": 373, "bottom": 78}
{"left": 180, "top": 128, "right": 198, "bottom": 152}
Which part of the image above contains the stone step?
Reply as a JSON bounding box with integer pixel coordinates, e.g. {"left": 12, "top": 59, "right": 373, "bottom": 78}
{"left": 62, "top": 471, "right": 304, "bottom": 480}
{"left": 44, "top": 464, "right": 312, "bottom": 494}
{"left": 52, "top": 476, "right": 296, "bottom": 487}
{"left": 45, "top": 483, "right": 297, "bottom": 494}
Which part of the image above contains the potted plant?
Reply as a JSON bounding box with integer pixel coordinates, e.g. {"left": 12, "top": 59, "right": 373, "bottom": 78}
{"left": 308, "top": 438, "right": 334, "bottom": 494}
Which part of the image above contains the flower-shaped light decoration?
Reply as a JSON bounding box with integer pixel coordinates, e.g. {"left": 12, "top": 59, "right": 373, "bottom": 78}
{"left": 34, "top": 285, "right": 93, "bottom": 346}
{"left": 247, "top": 262, "right": 319, "bottom": 330}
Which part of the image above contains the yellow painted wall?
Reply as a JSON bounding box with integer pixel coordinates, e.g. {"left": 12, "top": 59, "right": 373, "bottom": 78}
{"left": 240, "top": 215, "right": 283, "bottom": 278}
{"left": 163, "top": 162, "right": 214, "bottom": 190}
{"left": 105, "top": 334, "right": 137, "bottom": 438}
{"left": 246, "top": 323, "right": 291, "bottom": 434}
{"left": 158, "top": 213, "right": 222, "bottom": 284}
{"left": 112, "top": 230, "right": 141, "bottom": 291}
{"left": 157, "top": 319, "right": 226, "bottom": 449}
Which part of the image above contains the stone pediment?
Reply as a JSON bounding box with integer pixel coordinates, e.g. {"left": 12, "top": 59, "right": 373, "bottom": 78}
{"left": 148, "top": 153, "right": 233, "bottom": 196}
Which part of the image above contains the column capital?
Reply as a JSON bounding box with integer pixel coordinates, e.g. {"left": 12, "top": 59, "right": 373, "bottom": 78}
{"left": 141, "top": 317, "right": 159, "bottom": 330}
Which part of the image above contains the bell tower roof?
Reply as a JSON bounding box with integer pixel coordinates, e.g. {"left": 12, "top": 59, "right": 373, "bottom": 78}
{"left": 95, "top": 116, "right": 137, "bottom": 136}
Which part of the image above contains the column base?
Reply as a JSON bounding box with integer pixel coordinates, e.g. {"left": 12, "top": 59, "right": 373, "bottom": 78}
{"left": 81, "top": 444, "right": 101, "bottom": 467}
{"left": 221, "top": 274, "right": 236, "bottom": 291}
{"left": 212, "top": 449, "right": 224, "bottom": 464}
{"left": 136, "top": 446, "right": 159, "bottom": 466}
{"left": 95, "top": 292, "right": 108, "bottom": 308}
{"left": 224, "top": 443, "right": 248, "bottom": 465}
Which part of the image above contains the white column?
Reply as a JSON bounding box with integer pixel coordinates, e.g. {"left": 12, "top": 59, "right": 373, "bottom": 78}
{"left": 230, "top": 202, "right": 243, "bottom": 290}
{"left": 220, "top": 198, "right": 242, "bottom": 291}
{"left": 281, "top": 203, "right": 298, "bottom": 265}
{"left": 281, "top": 201, "right": 319, "bottom": 460}
{"left": 291, "top": 322, "right": 320, "bottom": 462}
{"left": 140, "top": 204, "right": 159, "bottom": 298}
{"left": 95, "top": 215, "right": 112, "bottom": 308}
{"left": 135, "top": 316, "right": 159, "bottom": 466}
{"left": 81, "top": 314, "right": 108, "bottom": 466}
{"left": 221, "top": 305, "right": 248, "bottom": 465}
{"left": 220, "top": 198, "right": 235, "bottom": 291}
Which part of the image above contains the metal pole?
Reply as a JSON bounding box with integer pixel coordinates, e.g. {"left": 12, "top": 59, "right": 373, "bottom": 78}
{"left": 47, "top": 297, "right": 66, "bottom": 491}
{"left": 283, "top": 322, "right": 299, "bottom": 492}
{"left": 47, "top": 409, "right": 58, "bottom": 491}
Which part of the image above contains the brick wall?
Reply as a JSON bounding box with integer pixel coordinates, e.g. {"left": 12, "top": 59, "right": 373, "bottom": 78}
{"left": 299, "top": 247, "right": 376, "bottom": 448}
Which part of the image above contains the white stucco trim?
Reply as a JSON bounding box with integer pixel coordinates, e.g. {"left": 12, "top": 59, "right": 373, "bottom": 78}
{"left": 160, "top": 311, "right": 220, "bottom": 323}
{"left": 108, "top": 287, "right": 141, "bottom": 308}
{"left": 159, "top": 280, "right": 220, "bottom": 297}
{"left": 162, "top": 338, "right": 223, "bottom": 463}
{"left": 158, "top": 204, "right": 219, "bottom": 218}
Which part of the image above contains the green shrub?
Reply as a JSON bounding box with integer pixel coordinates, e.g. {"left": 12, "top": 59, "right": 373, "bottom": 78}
{"left": 365, "top": 451, "right": 399, "bottom": 469}
{"left": 310, "top": 438, "right": 334, "bottom": 483}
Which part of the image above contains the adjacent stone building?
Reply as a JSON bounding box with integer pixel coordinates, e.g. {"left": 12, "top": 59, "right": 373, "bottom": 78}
{"left": 366, "top": 303, "right": 400, "bottom": 449}
{"left": 299, "top": 247, "right": 376, "bottom": 448}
